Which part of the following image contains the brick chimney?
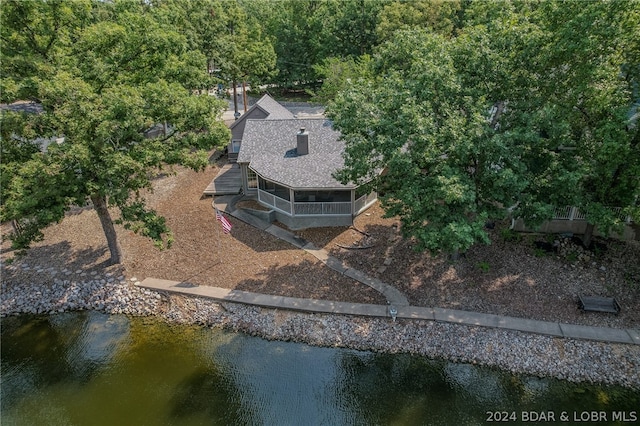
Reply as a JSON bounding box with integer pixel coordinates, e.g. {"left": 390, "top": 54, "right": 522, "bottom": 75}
{"left": 297, "top": 127, "right": 309, "bottom": 155}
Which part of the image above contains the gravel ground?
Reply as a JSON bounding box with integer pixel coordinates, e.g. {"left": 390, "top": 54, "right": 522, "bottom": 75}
{"left": 2, "top": 154, "right": 639, "bottom": 388}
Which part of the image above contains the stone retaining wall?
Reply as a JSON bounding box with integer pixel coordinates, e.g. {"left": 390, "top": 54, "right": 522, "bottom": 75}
{"left": 2, "top": 262, "right": 639, "bottom": 390}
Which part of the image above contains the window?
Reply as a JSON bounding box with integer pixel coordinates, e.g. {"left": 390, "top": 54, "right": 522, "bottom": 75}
{"left": 231, "top": 139, "right": 242, "bottom": 153}
{"left": 247, "top": 168, "right": 257, "bottom": 189}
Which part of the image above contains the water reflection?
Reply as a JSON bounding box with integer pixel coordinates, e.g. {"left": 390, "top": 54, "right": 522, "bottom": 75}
{"left": 2, "top": 313, "right": 639, "bottom": 426}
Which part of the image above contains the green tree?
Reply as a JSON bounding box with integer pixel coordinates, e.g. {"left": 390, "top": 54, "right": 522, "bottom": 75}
{"left": 329, "top": 29, "right": 530, "bottom": 255}
{"left": 322, "top": 0, "right": 387, "bottom": 58}
{"left": 149, "top": 0, "right": 228, "bottom": 89}
{"left": 259, "top": 0, "right": 328, "bottom": 89}
{"left": 376, "top": 0, "right": 462, "bottom": 42}
{"left": 244, "top": 0, "right": 384, "bottom": 91}
{"left": 311, "top": 55, "right": 372, "bottom": 103}
{"left": 150, "top": 0, "right": 277, "bottom": 91}
{"left": 523, "top": 0, "right": 640, "bottom": 246}
{"left": 218, "top": 7, "right": 277, "bottom": 87}
{"left": 1, "top": 1, "right": 230, "bottom": 264}
{"left": 0, "top": 0, "right": 93, "bottom": 102}
{"left": 328, "top": 1, "right": 640, "bottom": 255}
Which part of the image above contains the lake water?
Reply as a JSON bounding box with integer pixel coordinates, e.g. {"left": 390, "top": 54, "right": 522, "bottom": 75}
{"left": 1, "top": 312, "right": 638, "bottom": 425}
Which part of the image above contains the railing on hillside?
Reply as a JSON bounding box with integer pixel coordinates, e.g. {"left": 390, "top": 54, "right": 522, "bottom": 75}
{"left": 553, "top": 206, "right": 632, "bottom": 224}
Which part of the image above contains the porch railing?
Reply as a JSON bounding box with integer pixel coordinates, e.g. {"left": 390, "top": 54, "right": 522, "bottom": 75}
{"left": 354, "top": 192, "right": 378, "bottom": 215}
{"left": 258, "top": 190, "right": 292, "bottom": 215}
{"left": 258, "top": 189, "right": 352, "bottom": 216}
{"left": 294, "top": 202, "right": 351, "bottom": 216}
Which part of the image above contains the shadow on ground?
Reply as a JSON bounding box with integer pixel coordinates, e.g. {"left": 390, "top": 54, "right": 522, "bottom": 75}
{"left": 233, "top": 259, "right": 386, "bottom": 305}
{"left": 2, "top": 241, "right": 125, "bottom": 285}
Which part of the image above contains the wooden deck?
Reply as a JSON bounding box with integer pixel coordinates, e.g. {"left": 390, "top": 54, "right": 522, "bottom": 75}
{"left": 203, "top": 163, "right": 242, "bottom": 196}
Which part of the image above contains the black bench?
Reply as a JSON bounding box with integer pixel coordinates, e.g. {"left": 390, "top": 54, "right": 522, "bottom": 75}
{"left": 578, "top": 294, "right": 621, "bottom": 314}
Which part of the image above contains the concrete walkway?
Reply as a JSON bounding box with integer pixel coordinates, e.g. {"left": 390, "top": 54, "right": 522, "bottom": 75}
{"left": 139, "top": 277, "right": 639, "bottom": 345}
{"left": 139, "top": 195, "right": 639, "bottom": 346}
{"left": 213, "top": 195, "right": 409, "bottom": 307}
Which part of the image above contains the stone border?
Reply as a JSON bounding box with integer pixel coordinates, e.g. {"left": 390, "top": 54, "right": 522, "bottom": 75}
{"left": 139, "top": 278, "right": 640, "bottom": 346}
{"left": 214, "top": 196, "right": 639, "bottom": 346}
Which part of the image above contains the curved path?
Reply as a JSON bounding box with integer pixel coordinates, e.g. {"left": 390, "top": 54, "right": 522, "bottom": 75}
{"left": 213, "top": 195, "right": 408, "bottom": 307}
{"left": 139, "top": 195, "right": 639, "bottom": 346}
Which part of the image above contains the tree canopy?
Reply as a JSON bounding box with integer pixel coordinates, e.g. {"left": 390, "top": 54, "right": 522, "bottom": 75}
{"left": 328, "top": 0, "right": 640, "bottom": 254}
{"left": 2, "top": 0, "right": 638, "bottom": 261}
{"left": 1, "top": 0, "right": 230, "bottom": 264}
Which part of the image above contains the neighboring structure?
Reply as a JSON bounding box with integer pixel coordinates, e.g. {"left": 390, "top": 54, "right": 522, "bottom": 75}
{"left": 512, "top": 206, "right": 637, "bottom": 241}
{"left": 227, "top": 94, "right": 294, "bottom": 162}
{"left": 237, "top": 118, "right": 377, "bottom": 229}
{"left": 0, "top": 101, "right": 65, "bottom": 151}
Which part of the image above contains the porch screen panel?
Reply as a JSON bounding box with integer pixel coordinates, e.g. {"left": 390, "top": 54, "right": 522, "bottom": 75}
{"left": 259, "top": 177, "right": 290, "bottom": 201}
{"left": 294, "top": 190, "right": 350, "bottom": 202}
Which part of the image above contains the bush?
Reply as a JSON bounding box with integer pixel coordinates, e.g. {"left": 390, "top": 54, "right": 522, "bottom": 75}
{"left": 500, "top": 228, "right": 522, "bottom": 243}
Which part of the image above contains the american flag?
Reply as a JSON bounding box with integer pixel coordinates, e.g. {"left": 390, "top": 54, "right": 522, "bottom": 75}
{"left": 215, "top": 208, "right": 233, "bottom": 234}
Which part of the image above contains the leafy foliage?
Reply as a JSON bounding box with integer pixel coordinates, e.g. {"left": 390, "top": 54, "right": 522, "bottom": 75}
{"left": 311, "top": 55, "right": 373, "bottom": 103}
{"left": 1, "top": 0, "right": 230, "bottom": 263}
{"left": 329, "top": 1, "right": 640, "bottom": 254}
{"left": 376, "top": 0, "right": 462, "bottom": 41}
{"left": 246, "top": 0, "right": 386, "bottom": 89}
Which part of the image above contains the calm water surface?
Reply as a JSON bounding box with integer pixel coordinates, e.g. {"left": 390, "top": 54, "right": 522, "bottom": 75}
{"left": 1, "top": 312, "right": 638, "bottom": 425}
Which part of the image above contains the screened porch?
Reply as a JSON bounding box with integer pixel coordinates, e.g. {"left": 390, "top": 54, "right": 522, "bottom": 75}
{"left": 257, "top": 177, "right": 353, "bottom": 216}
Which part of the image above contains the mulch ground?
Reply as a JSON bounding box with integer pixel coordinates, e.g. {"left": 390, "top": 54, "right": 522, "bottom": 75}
{"left": 2, "top": 153, "right": 639, "bottom": 329}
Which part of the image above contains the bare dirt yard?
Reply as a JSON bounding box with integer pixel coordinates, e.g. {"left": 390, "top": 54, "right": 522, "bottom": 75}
{"left": 2, "top": 155, "right": 639, "bottom": 329}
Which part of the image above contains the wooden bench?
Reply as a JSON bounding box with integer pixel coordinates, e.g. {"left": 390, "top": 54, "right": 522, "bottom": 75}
{"left": 578, "top": 294, "right": 621, "bottom": 314}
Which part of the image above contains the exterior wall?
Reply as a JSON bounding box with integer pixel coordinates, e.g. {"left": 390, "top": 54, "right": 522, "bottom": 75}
{"left": 512, "top": 218, "right": 637, "bottom": 241}
{"left": 229, "top": 108, "right": 268, "bottom": 145}
{"left": 243, "top": 207, "right": 277, "bottom": 223}
{"left": 274, "top": 210, "right": 353, "bottom": 230}
{"left": 239, "top": 163, "right": 259, "bottom": 195}
{"left": 239, "top": 163, "right": 250, "bottom": 193}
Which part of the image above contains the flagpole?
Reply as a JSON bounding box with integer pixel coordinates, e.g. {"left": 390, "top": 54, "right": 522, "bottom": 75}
{"left": 215, "top": 206, "right": 221, "bottom": 255}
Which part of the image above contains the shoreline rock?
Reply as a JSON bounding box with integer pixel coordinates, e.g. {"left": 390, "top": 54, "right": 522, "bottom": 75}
{"left": 2, "top": 262, "right": 639, "bottom": 390}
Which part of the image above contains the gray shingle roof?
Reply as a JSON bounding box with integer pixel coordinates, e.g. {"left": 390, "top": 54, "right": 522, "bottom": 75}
{"left": 238, "top": 119, "right": 354, "bottom": 189}
{"left": 229, "top": 94, "right": 294, "bottom": 130}
{"left": 255, "top": 94, "right": 296, "bottom": 120}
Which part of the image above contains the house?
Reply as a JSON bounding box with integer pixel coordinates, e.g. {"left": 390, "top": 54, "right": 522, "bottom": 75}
{"left": 236, "top": 118, "right": 377, "bottom": 229}
{"left": 1, "top": 101, "right": 65, "bottom": 151}
{"left": 227, "top": 94, "right": 295, "bottom": 162}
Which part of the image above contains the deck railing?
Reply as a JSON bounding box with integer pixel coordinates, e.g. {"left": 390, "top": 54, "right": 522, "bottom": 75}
{"left": 258, "top": 189, "right": 352, "bottom": 216}
{"left": 258, "top": 190, "right": 291, "bottom": 215}
{"left": 553, "top": 206, "right": 632, "bottom": 224}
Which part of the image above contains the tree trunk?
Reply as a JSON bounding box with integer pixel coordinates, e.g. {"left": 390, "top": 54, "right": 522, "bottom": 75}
{"left": 583, "top": 222, "right": 595, "bottom": 249}
{"left": 11, "top": 219, "right": 22, "bottom": 236}
{"left": 232, "top": 81, "right": 239, "bottom": 119}
{"left": 91, "top": 194, "right": 122, "bottom": 265}
{"left": 242, "top": 80, "right": 248, "bottom": 113}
